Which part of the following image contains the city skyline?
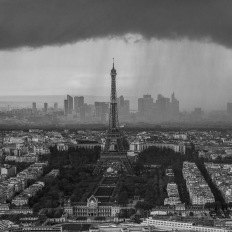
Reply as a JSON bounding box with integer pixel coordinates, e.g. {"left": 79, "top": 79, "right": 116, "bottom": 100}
{"left": 0, "top": 92, "right": 232, "bottom": 113}
{"left": 1, "top": 1, "right": 232, "bottom": 111}
{"left": 1, "top": 40, "right": 232, "bottom": 111}
{"left": 2, "top": 2, "right": 232, "bottom": 230}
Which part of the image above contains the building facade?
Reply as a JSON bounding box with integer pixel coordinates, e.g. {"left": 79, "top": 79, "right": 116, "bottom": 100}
{"left": 64, "top": 196, "right": 120, "bottom": 218}
{"left": 129, "top": 142, "right": 186, "bottom": 154}
{"left": 142, "top": 217, "right": 232, "bottom": 232}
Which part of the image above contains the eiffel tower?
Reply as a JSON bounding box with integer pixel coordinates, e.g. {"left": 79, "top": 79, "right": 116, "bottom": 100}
{"left": 93, "top": 59, "right": 133, "bottom": 175}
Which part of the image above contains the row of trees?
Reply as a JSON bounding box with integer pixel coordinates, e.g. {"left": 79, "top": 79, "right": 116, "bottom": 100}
{"left": 29, "top": 138, "right": 132, "bottom": 212}
{"left": 131, "top": 146, "right": 192, "bottom": 208}
{"left": 29, "top": 146, "right": 101, "bottom": 212}
{"left": 137, "top": 146, "right": 184, "bottom": 168}
{"left": 118, "top": 167, "right": 168, "bottom": 207}
{"left": 49, "top": 146, "right": 100, "bottom": 168}
{"left": 134, "top": 145, "right": 232, "bottom": 211}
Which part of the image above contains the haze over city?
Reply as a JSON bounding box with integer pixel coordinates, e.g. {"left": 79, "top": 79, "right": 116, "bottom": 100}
{"left": 3, "top": 2, "right": 232, "bottom": 232}
{"left": 1, "top": 0, "right": 232, "bottom": 111}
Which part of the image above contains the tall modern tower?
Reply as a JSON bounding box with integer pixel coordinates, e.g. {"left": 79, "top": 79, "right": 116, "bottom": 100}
{"left": 93, "top": 60, "right": 132, "bottom": 175}
{"left": 74, "top": 96, "right": 84, "bottom": 112}
{"left": 67, "top": 95, "right": 73, "bottom": 114}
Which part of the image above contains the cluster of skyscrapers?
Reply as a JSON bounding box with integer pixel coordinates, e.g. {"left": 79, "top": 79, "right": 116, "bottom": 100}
{"left": 61, "top": 93, "right": 181, "bottom": 123}
{"left": 32, "top": 102, "right": 58, "bottom": 114}
{"left": 63, "top": 95, "right": 85, "bottom": 121}
{"left": 63, "top": 95, "right": 130, "bottom": 123}
{"left": 13, "top": 93, "right": 231, "bottom": 124}
{"left": 138, "top": 93, "right": 179, "bottom": 122}
{"left": 64, "top": 95, "right": 84, "bottom": 115}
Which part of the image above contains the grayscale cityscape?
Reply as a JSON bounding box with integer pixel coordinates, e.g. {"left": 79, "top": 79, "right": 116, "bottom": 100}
{"left": 1, "top": 1, "right": 232, "bottom": 232}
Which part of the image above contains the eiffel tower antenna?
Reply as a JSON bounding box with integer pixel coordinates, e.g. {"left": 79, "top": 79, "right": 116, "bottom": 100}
{"left": 93, "top": 60, "right": 132, "bottom": 175}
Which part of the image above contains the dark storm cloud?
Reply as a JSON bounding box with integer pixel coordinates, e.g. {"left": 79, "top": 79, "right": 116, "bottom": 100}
{"left": 1, "top": 0, "right": 232, "bottom": 50}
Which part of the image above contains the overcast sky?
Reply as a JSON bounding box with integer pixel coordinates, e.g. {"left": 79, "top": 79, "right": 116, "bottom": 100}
{"left": 1, "top": 0, "right": 232, "bottom": 111}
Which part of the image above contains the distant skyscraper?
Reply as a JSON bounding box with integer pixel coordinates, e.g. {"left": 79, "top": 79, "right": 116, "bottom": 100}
{"left": 74, "top": 97, "right": 78, "bottom": 112}
{"left": 138, "top": 95, "right": 153, "bottom": 120}
{"left": 74, "top": 96, "right": 84, "bottom": 111}
{"left": 144, "top": 95, "right": 153, "bottom": 111}
{"left": 67, "top": 95, "right": 73, "bottom": 114}
{"left": 95, "top": 102, "right": 109, "bottom": 122}
{"left": 171, "top": 92, "right": 179, "bottom": 111}
{"left": 227, "top": 103, "right": 232, "bottom": 116}
{"left": 64, "top": 99, "right": 68, "bottom": 116}
{"left": 118, "top": 95, "right": 124, "bottom": 108}
{"left": 155, "top": 94, "right": 170, "bottom": 121}
{"left": 156, "top": 94, "right": 170, "bottom": 111}
{"left": 80, "top": 106, "right": 86, "bottom": 122}
{"left": 170, "top": 92, "right": 179, "bottom": 120}
{"left": 137, "top": 93, "right": 179, "bottom": 122}
{"left": 95, "top": 105, "right": 102, "bottom": 118}
{"left": 124, "top": 100, "right": 130, "bottom": 115}
{"left": 138, "top": 98, "right": 144, "bottom": 115}
{"left": 118, "top": 95, "right": 130, "bottom": 116}
{"left": 44, "top": 103, "right": 48, "bottom": 113}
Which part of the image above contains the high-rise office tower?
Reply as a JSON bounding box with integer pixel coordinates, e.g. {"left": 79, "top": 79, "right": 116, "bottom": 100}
{"left": 118, "top": 95, "right": 130, "bottom": 116}
{"left": 80, "top": 106, "right": 86, "bottom": 122}
{"left": 44, "top": 103, "right": 48, "bottom": 113}
{"left": 156, "top": 94, "right": 170, "bottom": 111}
{"left": 118, "top": 95, "right": 124, "bottom": 108}
{"left": 143, "top": 94, "right": 153, "bottom": 113}
{"left": 155, "top": 94, "right": 170, "bottom": 120}
{"left": 95, "top": 102, "right": 109, "bottom": 122}
{"left": 123, "top": 100, "right": 130, "bottom": 115}
{"left": 138, "top": 95, "right": 153, "bottom": 121}
{"left": 95, "top": 105, "right": 102, "bottom": 118}
{"left": 74, "top": 96, "right": 84, "bottom": 112}
{"left": 74, "top": 96, "right": 78, "bottom": 111}
{"left": 67, "top": 95, "right": 73, "bottom": 114}
{"left": 170, "top": 92, "right": 179, "bottom": 120}
{"left": 64, "top": 99, "right": 68, "bottom": 116}
{"left": 138, "top": 98, "right": 144, "bottom": 114}
{"left": 152, "top": 93, "right": 180, "bottom": 122}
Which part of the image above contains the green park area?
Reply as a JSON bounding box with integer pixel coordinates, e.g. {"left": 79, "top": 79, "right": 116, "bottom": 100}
{"left": 29, "top": 146, "right": 101, "bottom": 212}
{"left": 17, "top": 142, "right": 228, "bottom": 214}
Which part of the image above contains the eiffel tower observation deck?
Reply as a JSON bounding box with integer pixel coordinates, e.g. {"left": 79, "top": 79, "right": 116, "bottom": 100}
{"left": 93, "top": 59, "right": 133, "bottom": 175}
